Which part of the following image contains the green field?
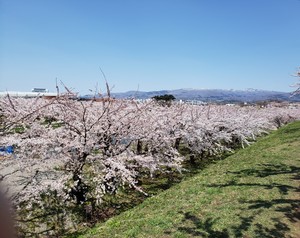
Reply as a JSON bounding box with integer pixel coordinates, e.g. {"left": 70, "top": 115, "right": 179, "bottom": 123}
{"left": 81, "top": 121, "right": 300, "bottom": 238}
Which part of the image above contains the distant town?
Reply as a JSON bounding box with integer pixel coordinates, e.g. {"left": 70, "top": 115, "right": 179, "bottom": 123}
{"left": 1, "top": 87, "right": 300, "bottom": 105}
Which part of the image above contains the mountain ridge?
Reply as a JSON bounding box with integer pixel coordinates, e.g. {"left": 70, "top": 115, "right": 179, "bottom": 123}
{"left": 106, "top": 88, "right": 300, "bottom": 102}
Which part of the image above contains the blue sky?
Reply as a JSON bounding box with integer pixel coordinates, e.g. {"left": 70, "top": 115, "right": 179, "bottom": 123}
{"left": 0, "top": 0, "right": 299, "bottom": 94}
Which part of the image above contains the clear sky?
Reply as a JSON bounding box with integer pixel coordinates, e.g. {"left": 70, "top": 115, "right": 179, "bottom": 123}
{"left": 0, "top": 0, "right": 299, "bottom": 94}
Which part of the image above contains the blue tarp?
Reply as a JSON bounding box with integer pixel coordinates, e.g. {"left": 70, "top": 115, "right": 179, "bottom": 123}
{"left": 0, "top": 146, "right": 14, "bottom": 154}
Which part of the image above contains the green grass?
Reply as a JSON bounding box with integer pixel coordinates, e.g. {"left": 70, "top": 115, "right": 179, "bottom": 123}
{"left": 81, "top": 121, "right": 300, "bottom": 238}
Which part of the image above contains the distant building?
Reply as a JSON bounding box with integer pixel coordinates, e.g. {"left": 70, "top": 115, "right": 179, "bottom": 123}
{"left": 0, "top": 91, "right": 57, "bottom": 98}
{"left": 31, "top": 88, "right": 49, "bottom": 93}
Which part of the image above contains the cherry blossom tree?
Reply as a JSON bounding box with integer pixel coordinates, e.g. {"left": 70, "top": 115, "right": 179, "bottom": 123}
{"left": 0, "top": 94, "right": 184, "bottom": 235}
{"left": 169, "top": 104, "right": 300, "bottom": 163}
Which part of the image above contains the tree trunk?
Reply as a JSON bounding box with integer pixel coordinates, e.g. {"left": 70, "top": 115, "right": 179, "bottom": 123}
{"left": 137, "top": 140, "right": 142, "bottom": 155}
{"left": 174, "top": 137, "right": 181, "bottom": 150}
{"left": 190, "top": 154, "right": 196, "bottom": 165}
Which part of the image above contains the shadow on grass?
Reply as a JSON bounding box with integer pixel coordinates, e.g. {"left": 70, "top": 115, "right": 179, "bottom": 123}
{"left": 208, "top": 180, "right": 297, "bottom": 195}
{"left": 252, "top": 217, "right": 292, "bottom": 238}
{"left": 228, "top": 162, "right": 300, "bottom": 179}
{"left": 168, "top": 211, "right": 296, "bottom": 238}
{"left": 172, "top": 163, "right": 300, "bottom": 237}
{"left": 245, "top": 198, "right": 300, "bottom": 227}
{"left": 165, "top": 212, "right": 230, "bottom": 238}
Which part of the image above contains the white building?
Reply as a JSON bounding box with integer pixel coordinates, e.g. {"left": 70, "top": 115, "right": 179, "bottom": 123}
{"left": 0, "top": 91, "right": 57, "bottom": 98}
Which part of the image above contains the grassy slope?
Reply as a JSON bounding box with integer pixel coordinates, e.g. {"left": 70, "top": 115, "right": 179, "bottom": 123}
{"left": 81, "top": 122, "right": 300, "bottom": 238}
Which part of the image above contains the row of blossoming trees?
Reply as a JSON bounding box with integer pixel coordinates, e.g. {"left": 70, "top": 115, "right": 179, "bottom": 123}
{"left": 0, "top": 88, "right": 300, "bottom": 236}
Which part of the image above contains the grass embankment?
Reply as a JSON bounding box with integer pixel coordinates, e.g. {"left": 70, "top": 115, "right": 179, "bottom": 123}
{"left": 81, "top": 122, "right": 300, "bottom": 238}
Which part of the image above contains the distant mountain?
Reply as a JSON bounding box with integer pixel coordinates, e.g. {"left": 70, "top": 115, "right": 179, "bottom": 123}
{"left": 107, "top": 89, "right": 300, "bottom": 103}
{"left": 81, "top": 89, "right": 300, "bottom": 103}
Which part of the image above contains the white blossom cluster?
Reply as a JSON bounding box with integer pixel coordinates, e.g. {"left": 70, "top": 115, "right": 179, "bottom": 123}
{"left": 291, "top": 67, "right": 300, "bottom": 96}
